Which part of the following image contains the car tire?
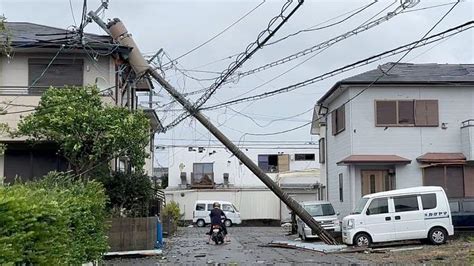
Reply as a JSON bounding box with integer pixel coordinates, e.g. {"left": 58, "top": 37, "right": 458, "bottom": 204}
{"left": 428, "top": 227, "right": 447, "bottom": 245}
{"left": 196, "top": 219, "right": 205, "bottom": 227}
{"left": 224, "top": 219, "right": 232, "bottom": 227}
{"left": 354, "top": 232, "right": 371, "bottom": 248}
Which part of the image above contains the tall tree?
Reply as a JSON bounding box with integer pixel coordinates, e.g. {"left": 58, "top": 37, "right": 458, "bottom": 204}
{"left": 17, "top": 86, "right": 151, "bottom": 178}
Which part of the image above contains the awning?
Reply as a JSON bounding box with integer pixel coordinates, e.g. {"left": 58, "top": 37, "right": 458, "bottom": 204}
{"left": 417, "top": 152, "right": 466, "bottom": 164}
{"left": 337, "top": 155, "right": 411, "bottom": 165}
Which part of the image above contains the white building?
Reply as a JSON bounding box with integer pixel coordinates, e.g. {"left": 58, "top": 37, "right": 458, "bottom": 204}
{"left": 164, "top": 146, "right": 322, "bottom": 222}
{"left": 0, "top": 22, "right": 159, "bottom": 180}
{"left": 312, "top": 63, "right": 474, "bottom": 216}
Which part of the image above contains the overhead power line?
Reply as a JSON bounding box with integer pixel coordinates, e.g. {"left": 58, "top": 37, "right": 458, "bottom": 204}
{"left": 163, "top": 0, "right": 265, "bottom": 65}
{"left": 239, "top": 1, "right": 461, "bottom": 138}
{"left": 202, "top": 20, "right": 473, "bottom": 111}
{"left": 266, "top": 0, "right": 378, "bottom": 46}
{"left": 162, "top": 0, "right": 305, "bottom": 132}
{"left": 233, "top": 0, "right": 419, "bottom": 81}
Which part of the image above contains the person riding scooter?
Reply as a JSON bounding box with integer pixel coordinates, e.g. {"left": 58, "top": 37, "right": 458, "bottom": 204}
{"left": 207, "top": 202, "right": 230, "bottom": 243}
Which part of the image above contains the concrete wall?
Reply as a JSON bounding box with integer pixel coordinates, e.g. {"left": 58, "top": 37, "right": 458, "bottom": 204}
{"left": 322, "top": 85, "right": 474, "bottom": 216}
{"left": 167, "top": 147, "right": 320, "bottom": 189}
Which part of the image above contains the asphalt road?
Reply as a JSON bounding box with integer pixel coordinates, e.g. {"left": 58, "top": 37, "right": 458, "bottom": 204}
{"left": 104, "top": 226, "right": 364, "bottom": 265}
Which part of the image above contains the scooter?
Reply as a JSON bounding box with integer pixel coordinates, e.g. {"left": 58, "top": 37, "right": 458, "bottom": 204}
{"left": 211, "top": 224, "right": 225, "bottom": 245}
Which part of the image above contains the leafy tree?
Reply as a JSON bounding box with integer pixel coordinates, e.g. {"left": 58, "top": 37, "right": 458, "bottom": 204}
{"left": 0, "top": 15, "right": 12, "bottom": 56}
{"left": 17, "top": 86, "right": 150, "bottom": 178}
{"left": 98, "top": 171, "right": 154, "bottom": 217}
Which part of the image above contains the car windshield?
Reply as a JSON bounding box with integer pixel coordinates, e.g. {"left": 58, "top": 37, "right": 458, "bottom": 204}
{"left": 303, "top": 203, "right": 335, "bottom": 217}
{"left": 352, "top": 198, "right": 369, "bottom": 214}
{"left": 232, "top": 204, "right": 239, "bottom": 212}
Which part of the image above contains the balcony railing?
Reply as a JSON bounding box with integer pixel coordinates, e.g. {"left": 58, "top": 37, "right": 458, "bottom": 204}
{"left": 461, "top": 119, "right": 474, "bottom": 128}
{"left": 0, "top": 86, "right": 114, "bottom": 96}
{"left": 0, "top": 86, "right": 50, "bottom": 95}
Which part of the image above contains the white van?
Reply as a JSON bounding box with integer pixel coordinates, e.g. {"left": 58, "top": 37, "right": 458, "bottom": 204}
{"left": 193, "top": 200, "right": 242, "bottom": 227}
{"left": 342, "top": 186, "right": 454, "bottom": 247}
{"left": 296, "top": 201, "right": 340, "bottom": 240}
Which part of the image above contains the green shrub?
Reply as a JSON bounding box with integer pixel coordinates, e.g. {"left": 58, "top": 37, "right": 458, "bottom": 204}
{"left": 0, "top": 172, "right": 108, "bottom": 264}
{"left": 162, "top": 201, "right": 181, "bottom": 222}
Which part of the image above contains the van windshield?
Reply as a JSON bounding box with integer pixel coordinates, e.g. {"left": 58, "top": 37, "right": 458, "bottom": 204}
{"left": 232, "top": 204, "right": 239, "bottom": 212}
{"left": 303, "top": 204, "right": 335, "bottom": 217}
{"left": 352, "top": 198, "right": 369, "bottom": 214}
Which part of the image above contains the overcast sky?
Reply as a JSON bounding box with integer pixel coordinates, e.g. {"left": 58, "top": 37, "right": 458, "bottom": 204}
{"left": 1, "top": 0, "right": 473, "bottom": 166}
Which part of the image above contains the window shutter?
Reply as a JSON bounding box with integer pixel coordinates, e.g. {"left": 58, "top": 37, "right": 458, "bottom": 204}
{"left": 332, "top": 111, "right": 337, "bottom": 135}
{"left": 425, "top": 100, "right": 439, "bottom": 126}
{"left": 337, "top": 105, "right": 345, "bottom": 132}
{"left": 415, "top": 100, "right": 438, "bottom": 126}
{"left": 375, "top": 101, "right": 397, "bottom": 125}
{"left": 278, "top": 154, "right": 290, "bottom": 172}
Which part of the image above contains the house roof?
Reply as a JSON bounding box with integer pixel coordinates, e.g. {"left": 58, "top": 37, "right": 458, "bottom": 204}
{"left": 417, "top": 152, "right": 466, "bottom": 163}
{"left": 2, "top": 22, "right": 129, "bottom": 52}
{"left": 318, "top": 63, "right": 474, "bottom": 105}
{"left": 337, "top": 154, "right": 411, "bottom": 165}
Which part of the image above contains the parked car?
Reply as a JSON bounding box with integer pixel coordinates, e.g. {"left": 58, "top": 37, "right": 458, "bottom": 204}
{"left": 193, "top": 200, "right": 242, "bottom": 227}
{"left": 342, "top": 186, "right": 454, "bottom": 247}
{"left": 449, "top": 198, "right": 474, "bottom": 229}
{"left": 296, "top": 201, "right": 340, "bottom": 240}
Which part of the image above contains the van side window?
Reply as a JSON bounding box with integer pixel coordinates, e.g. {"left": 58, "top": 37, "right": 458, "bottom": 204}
{"left": 463, "top": 201, "right": 474, "bottom": 212}
{"left": 421, "top": 193, "right": 437, "bottom": 210}
{"left": 222, "top": 204, "right": 234, "bottom": 212}
{"left": 449, "top": 201, "right": 460, "bottom": 213}
{"left": 394, "top": 196, "right": 419, "bottom": 212}
{"left": 366, "top": 198, "right": 388, "bottom": 215}
{"left": 196, "top": 204, "right": 205, "bottom": 211}
{"left": 207, "top": 204, "right": 213, "bottom": 211}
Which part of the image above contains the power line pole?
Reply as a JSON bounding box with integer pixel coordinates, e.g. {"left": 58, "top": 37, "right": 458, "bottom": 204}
{"left": 92, "top": 13, "right": 338, "bottom": 245}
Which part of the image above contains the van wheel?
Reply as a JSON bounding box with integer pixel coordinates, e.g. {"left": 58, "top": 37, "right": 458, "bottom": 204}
{"left": 428, "top": 227, "right": 447, "bottom": 245}
{"left": 354, "top": 233, "right": 371, "bottom": 247}
{"left": 224, "top": 219, "right": 232, "bottom": 227}
{"left": 196, "top": 219, "right": 205, "bottom": 227}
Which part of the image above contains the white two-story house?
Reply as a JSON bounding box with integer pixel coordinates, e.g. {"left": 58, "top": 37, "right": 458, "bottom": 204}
{"left": 0, "top": 22, "right": 160, "bottom": 181}
{"left": 312, "top": 63, "right": 474, "bottom": 217}
{"left": 164, "top": 146, "right": 322, "bottom": 223}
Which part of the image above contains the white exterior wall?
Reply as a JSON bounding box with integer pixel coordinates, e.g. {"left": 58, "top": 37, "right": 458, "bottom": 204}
{"left": 166, "top": 147, "right": 320, "bottom": 188}
{"left": 165, "top": 189, "right": 281, "bottom": 221}
{"left": 323, "top": 85, "right": 474, "bottom": 216}
{"left": 325, "top": 89, "right": 353, "bottom": 217}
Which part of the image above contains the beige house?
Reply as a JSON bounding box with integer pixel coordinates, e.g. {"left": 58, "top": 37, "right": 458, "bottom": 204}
{"left": 0, "top": 22, "right": 160, "bottom": 181}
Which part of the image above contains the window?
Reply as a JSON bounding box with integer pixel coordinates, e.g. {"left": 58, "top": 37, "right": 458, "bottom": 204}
{"left": 463, "top": 201, "right": 474, "bottom": 212}
{"left": 449, "top": 201, "right": 460, "bottom": 213}
{"left": 222, "top": 204, "right": 234, "bottom": 212}
{"left": 424, "top": 166, "right": 464, "bottom": 198}
{"left": 421, "top": 193, "right": 437, "bottom": 210}
{"left": 192, "top": 163, "right": 214, "bottom": 187}
{"left": 375, "top": 100, "right": 438, "bottom": 127}
{"left": 303, "top": 203, "right": 335, "bottom": 217}
{"left": 196, "top": 204, "right": 205, "bottom": 211}
{"left": 339, "top": 173, "right": 343, "bottom": 202}
{"left": 394, "top": 196, "right": 419, "bottom": 212}
{"left": 28, "top": 58, "right": 84, "bottom": 89}
{"left": 258, "top": 154, "right": 289, "bottom": 173}
{"left": 332, "top": 105, "right": 345, "bottom": 135}
{"left": 207, "top": 204, "right": 213, "bottom": 211}
{"left": 367, "top": 198, "right": 388, "bottom": 215}
{"left": 319, "top": 138, "right": 325, "bottom": 163}
{"left": 295, "top": 154, "right": 315, "bottom": 161}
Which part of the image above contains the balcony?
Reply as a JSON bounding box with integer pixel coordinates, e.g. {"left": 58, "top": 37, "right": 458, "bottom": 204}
{"left": 461, "top": 119, "right": 474, "bottom": 161}
{"left": 0, "top": 86, "right": 50, "bottom": 95}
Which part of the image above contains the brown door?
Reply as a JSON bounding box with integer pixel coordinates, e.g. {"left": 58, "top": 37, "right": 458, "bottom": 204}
{"left": 361, "top": 170, "right": 392, "bottom": 196}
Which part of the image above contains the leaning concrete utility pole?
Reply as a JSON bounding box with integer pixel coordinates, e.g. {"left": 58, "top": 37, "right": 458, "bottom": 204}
{"left": 101, "top": 17, "right": 338, "bottom": 245}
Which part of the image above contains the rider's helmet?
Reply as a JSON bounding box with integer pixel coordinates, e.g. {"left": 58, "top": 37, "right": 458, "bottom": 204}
{"left": 213, "top": 202, "right": 220, "bottom": 208}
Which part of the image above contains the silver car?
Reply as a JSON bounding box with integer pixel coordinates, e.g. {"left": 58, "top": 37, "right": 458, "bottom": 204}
{"left": 296, "top": 201, "right": 340, "bottom": 240}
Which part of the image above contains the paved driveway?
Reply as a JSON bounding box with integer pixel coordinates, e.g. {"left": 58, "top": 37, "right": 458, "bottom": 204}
{"left": 105, "top": 226, "right": 363, "bottom": 265}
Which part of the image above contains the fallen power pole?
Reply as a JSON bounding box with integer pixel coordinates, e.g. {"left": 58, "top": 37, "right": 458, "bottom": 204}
{"left": 92, "top": 13, "right": 338, "bottom": 245}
